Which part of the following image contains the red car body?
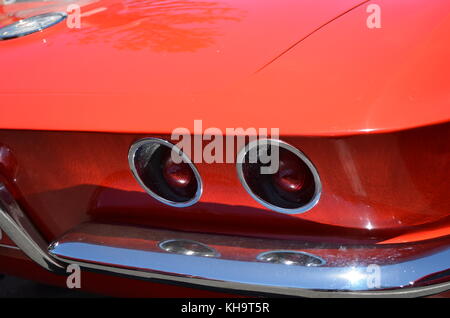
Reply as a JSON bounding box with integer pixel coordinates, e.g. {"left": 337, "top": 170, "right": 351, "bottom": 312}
{"left": 0, "top": 0, "right": 449, "bottom": 297}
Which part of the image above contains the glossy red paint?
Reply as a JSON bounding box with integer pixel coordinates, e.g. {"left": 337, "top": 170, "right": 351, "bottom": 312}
{"left": 0, "top": 230, "right": 15, "bottom": 248}
{"left": 0, "top": 0, "right": 449, "bottom": 297}
{"left": 0, "top": 0, "right": 449, "bottom": 136}
{"left": 0, "top": 124, "right": 448, "bottom": 246}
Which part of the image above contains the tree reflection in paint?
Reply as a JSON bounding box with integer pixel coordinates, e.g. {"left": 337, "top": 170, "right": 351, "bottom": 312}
{"left": 77, "top": 0, "right": 243, "bottom": 52}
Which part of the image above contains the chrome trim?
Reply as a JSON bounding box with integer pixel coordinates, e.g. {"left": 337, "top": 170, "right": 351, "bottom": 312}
{"left": 0, "top": 183, "right": 64, "bottom": 271}
{"left": 0, "top": 243, "right": 20, "bottom": 250}
{"left": 0, "top": 12, "right": 67, "bottom": 41}
{"left": 257, "top": 250, "right": 326, "bottom": 267}
{"left": 48, "top": 222, "right": 450, "bottom": 297}
{"left": 159, "top": 239, "right": 220, "bottom": 258}
{"left": 128, "top": 138, "right": 203, "bottom": 207}
{"left": 236, "top": 139, "right": 322, "bottom": 214}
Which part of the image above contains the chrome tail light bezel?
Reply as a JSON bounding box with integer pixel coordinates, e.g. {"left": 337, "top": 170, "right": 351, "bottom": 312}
{"left": 236, "top": 139, "right": 322, "bottom": 214}
{"left": 128, "top": 137, "right": 203, "bottom": 208}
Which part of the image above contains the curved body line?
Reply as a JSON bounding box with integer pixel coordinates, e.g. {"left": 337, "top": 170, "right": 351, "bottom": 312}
{"left": 255, "top": 0, "right": 371, "bottom": 73}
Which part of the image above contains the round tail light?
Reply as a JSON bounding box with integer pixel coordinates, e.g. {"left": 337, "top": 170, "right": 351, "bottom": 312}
{"left": 236, "top": 139, "right": 321, "bottom": 214}
{"left": 128, "top": 138, "right": 202, "bottom": 207}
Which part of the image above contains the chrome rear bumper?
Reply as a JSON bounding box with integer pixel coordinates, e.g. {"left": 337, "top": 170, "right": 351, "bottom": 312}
{"left": 0, "top": 183, "right": 63, "bottom": 272}
{"left": 0, "top": 182, "right": 449, "bottom": 297}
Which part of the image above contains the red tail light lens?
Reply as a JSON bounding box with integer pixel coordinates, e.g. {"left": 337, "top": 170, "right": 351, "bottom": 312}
{"left": 237, "top": 139, "right": 321, "bottom": 214}
{"left": 128, "top": 138, "right": 202, "bottom": 207}
{"left": 272, "top": 150, "right": 307, "bottom": 193}
{"left": 162, "top": 150, "right": 195, "bottom": 193}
